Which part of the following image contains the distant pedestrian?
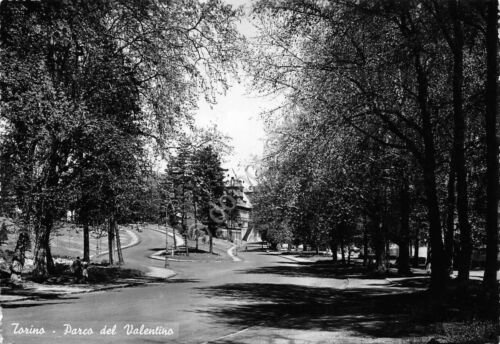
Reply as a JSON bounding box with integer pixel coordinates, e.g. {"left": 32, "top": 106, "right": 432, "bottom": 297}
{"left": 72, "top": 256, "right": 82, "bottom": 281}
{"left": 81, "top": 261, "right": 89, "bottom": 283}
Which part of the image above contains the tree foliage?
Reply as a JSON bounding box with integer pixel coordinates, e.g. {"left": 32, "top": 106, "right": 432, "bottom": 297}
{"left": 247, "top": 0, "right": 496, "bottom": 309}
{"left": 0, "top": 0, "right": 242, "bottom": 277}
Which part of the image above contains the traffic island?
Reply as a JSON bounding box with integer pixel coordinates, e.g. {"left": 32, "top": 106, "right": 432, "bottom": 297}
{"left": 149, "top": 247, "right": 227, "bottom": 263}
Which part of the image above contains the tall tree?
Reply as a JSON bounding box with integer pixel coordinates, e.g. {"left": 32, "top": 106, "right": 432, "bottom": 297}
{"left": 247, "top": 0, "right": 491, "bottom": 295}
{"left": 482, "top": 0, "right": 498, "bottom": 322}
{"left": 191, "top": 145, "right": 225, "bottom": 254}
{"left": 0, "top": 0, "right": 242, "bottom": 278}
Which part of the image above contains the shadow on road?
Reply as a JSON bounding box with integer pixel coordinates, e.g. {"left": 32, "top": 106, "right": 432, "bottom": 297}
{"left": 196, "top": 282, "right": 432, "bottom": 338}
{"left": 238, "top": 260, "right": 410, "bottom": 280}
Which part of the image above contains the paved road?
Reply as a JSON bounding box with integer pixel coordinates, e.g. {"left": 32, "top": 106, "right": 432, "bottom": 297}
{"left": 2, "top": 228, "right": 432, "bottom": 344}
{"left": 2, "top": 228, "right": 297, "bottom": 344}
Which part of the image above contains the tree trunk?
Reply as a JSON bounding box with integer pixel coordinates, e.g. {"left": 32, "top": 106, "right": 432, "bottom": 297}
{"left": 10, "top": 230, "right": 29, "bottom": 284}
{"left": 164, "top": 220, "right": 169, "bottom": 267}
{"left": 173, "top": 226, "right": 177, "bottom": 250}
{"left": 114, "top": 218, "right": 124, "bottom": 265}
{"left": 45, "top": 233, "right": 54, "bottom": 274}
{"left": 373, "top": 218, "right": 386, "bottom": 273}
{"left": 482, "top": 0, "right": 499, "bottom": 322}
{"left": 83, "top": 220, "right": 90, "bottom": 262}
{"left": 340, "top": 235, "right": 346, "bottom": 264}
{"left": 194, "top": 201, "right": 199, "bottom": 251}
{"left": 449, "top": 0, "right": 471, "bottom": 282}
{"left": 413, "top": 226, "right": 420, "bottom": 268}
{"left": 108, "top": 218, "right": 114, "bottom": 265}
{"left": 398, "top": 175, "right": 411, "bottom": 274}
{"left": 363, "top": 222, "right": 368, "bottom": 266}
{"left": 422, "top": 159, "right": 447, "bottom": 293}
{"left": 330, "top": 238, "right": 338, "bottom": 262}
{"left": 182, "top": 195, "right": 188, "bottom": 255}
{"left": 209, "top": 230, "right": 213, "bottom": 254}
{"left": 416, "top": 53, "right": 446, "bottom": 294}
{"left": 33, "top": 228, "right": 49, "bottom": 281}
{"left": 33, "top": 213, "right": 54, "bottom": 280}
{"left": 445, "top": 155, "right": 456, "bottom": 274}
{"left": 208, "top": 221, "right": 214, "bottom": 254}
{"left": 385, "top": 240, "right": 390, "bottom": 267}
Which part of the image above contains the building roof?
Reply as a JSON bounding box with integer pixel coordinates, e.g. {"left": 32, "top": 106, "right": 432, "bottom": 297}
{"left": 225, "top": 174, "right": 253, "bottom": 210}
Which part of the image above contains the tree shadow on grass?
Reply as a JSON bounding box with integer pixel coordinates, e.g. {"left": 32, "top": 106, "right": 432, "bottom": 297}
{"left": 195, "top": 282, "right": 444, "bottom": 339}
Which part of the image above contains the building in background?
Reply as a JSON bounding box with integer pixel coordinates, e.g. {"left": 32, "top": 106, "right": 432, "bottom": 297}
{"left": 219, "top": 174, "right": 260, "bottom": 243}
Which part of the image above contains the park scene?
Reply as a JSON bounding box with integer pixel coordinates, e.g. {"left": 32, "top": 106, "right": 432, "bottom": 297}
{"left": 0, "top": 0, "right": 499, "bottom": 343}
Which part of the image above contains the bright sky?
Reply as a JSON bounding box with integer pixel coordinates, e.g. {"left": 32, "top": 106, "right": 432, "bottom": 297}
{"left": 194, "top": 0, "right": 270, "bottom": 175}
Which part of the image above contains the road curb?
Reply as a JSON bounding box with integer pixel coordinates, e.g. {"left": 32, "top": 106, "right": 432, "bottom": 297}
{"left": 148, "top": 249, "right": 228, "bottom": 263}
{"left": 146, "top": 266, "right": 177, "bottom": 279}
{"left": 149, "top": 250, "right": 195, "bottom": 262}
{"left": 227, "top": 245, "right": 242, "bottom": 262}
{"left": 70, "top": 282, "right": 146, "bottom": 295}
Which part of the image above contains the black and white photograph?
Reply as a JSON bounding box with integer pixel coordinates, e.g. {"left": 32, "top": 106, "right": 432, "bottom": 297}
{"left": 0, "top": 0, "right": 499, "bottom": 343}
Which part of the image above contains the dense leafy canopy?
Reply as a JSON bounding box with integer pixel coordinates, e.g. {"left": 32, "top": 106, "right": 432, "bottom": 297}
{"left": 0, "top": 0, "right": 242, "bottom": 277}
{"left": 246, "top": 0, "right": 497, "bottom": 313}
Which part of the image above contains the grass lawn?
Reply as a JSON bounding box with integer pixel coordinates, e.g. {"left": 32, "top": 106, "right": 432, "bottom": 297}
{"left": 50, "top": 223, "right": 134, "bottom": 260}
{"left": 0, "top": 216, "right": 135, "bottom": 269}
